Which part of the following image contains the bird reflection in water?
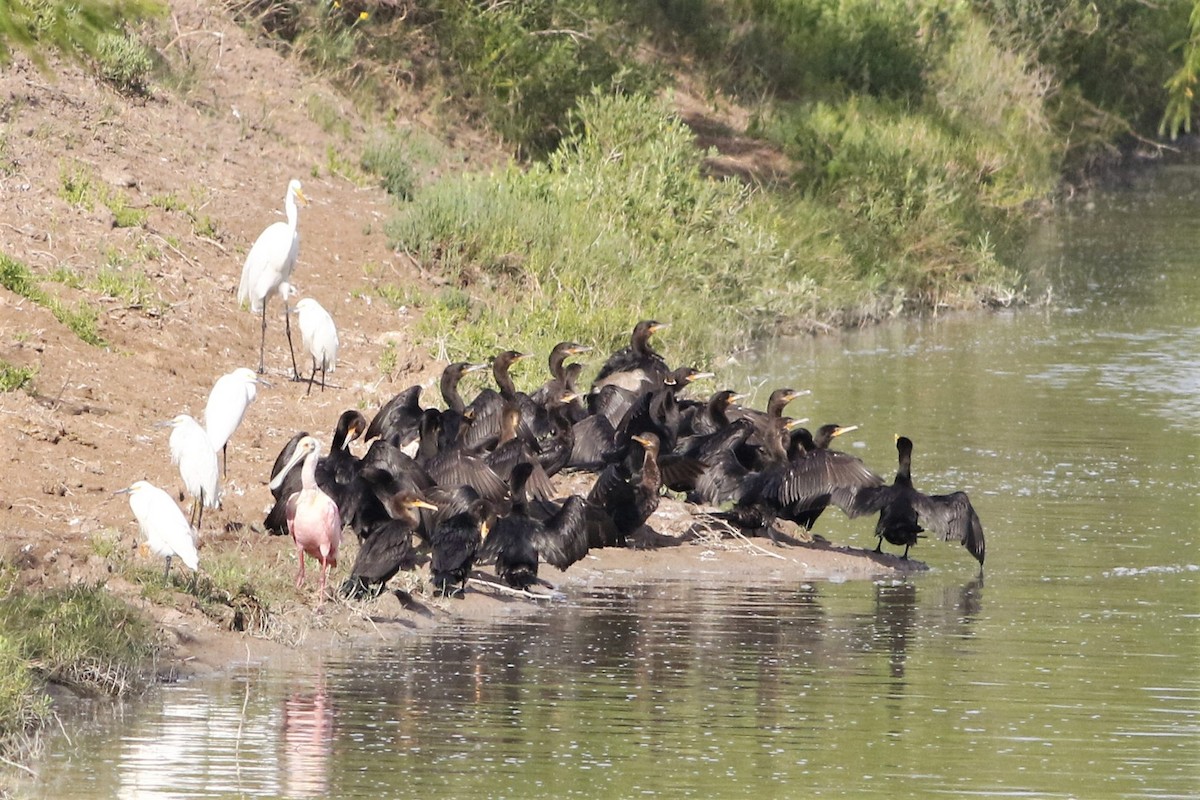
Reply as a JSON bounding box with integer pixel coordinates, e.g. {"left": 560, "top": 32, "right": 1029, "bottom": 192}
{"left": 874, "top": 581, "right": 919, "bottom": 682}
{"left": 283, "top": 673, "right": 335, "bottom": 798}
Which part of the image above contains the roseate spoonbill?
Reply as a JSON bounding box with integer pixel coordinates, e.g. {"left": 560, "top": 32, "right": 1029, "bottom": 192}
{"left": 237, "top": 178, "right": 307, "bottom": 377}
{"left": 270, "top": 435, "right": 343, "bottom": 600}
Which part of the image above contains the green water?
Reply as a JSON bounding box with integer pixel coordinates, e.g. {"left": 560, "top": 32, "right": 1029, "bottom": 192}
{"left": 23, "top": 166, "right": 1200, "bottom": 798}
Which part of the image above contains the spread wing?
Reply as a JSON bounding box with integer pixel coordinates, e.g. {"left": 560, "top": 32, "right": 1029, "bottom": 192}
{"left": 912, "top": 490, "right": 986, "bottom": 565}
{"left": 529, "top": 496, "right": 588, "bottom": 570}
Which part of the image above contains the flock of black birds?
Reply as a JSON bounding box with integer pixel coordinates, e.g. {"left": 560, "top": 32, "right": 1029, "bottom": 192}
{"left": 263, "top": 320, "right": 986, "bottom": 600}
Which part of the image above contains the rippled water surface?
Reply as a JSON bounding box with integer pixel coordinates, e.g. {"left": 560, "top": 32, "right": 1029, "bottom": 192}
{"left": 24, "top": 167, "right": 1199, "bottom": 798}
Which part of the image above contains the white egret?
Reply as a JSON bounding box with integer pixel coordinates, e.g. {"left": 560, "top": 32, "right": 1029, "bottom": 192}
{"left": 269, "top": 435, "right": 342, "bottom": 600}
{"left": 237, "top": 178, "right": 307, "bottom": 377}
{"left": 161, "top": 413, "right": 221, "bottom": 532}
{"left": 117, "top": 480, "right": 199, "bottom": 581}
{"left": 204, "top": 367, "right": 259, "bottom": 475}
{"left": 294, "top": 297, "right": 339, "bottom": 395}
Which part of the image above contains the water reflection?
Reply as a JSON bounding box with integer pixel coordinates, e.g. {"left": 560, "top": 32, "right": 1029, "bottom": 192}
{"left": 282, "top": 672, "right": 335, "bottom": 798}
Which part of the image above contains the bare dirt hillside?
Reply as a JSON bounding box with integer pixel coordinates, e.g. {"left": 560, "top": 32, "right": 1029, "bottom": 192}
{"left": 0, "top": 0, "right": 911, "bottom": 673}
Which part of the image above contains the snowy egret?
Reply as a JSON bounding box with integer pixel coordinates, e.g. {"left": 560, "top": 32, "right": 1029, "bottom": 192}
{"left": 237, "top": 178, "right": 307, "bottom": 377}
{"left": 294, "top": 297, "right": 339, "bottom": 395}
{"left": 204, "top": 367, "right": 259, "bottom": 475}
{"left": 117, "top": 480, "right": 199, "bottom": 581}
{"left": 161, "top": 413, "right": 220, "bottom": 532}
{"left": 270, "top": 435, "right": 343, "bottom": 600}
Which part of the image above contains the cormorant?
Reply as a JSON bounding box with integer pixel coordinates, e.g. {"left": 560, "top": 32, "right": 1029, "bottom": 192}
{"left": 463, "top": 350, "right": 533, "bottom": 449}
{"left": 847, "top": 436, "right": 986, "bottom": 566}
{"left": 342, "top": 492, "right": 438, "bottom": 599}
{"left": 429, "top": 493, "right": 492, "bottom": 597}
{"left": 585, "top": 432, "right": 662, "bottom": 548}
{"left": 721, "top": 423, "right": 883, "bottom": 538}
{"left": 479, "top": 462, "right": 588, "bottom": 589}
{"left": 591, "top": 320, "right": 670, "bottom": 394}
{"left": 365, "top": 384, "right": 424, "bottom": 445}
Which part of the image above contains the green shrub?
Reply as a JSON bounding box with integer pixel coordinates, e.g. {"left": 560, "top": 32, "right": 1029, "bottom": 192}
{"left": 95, "top": 31, "right": 153, "bottom": 94}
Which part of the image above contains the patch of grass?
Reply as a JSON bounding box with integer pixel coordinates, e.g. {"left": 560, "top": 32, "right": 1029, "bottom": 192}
{"left": 94, "top": 30, "right": 154, "bottom": 95}
{"left": 89, "top": 530, "right": 126, "bottom": 565}
{"left": 0, "top": 360, "right": 36, "bottom": 393}
{"left": 150, "top": 192, "right": 185, "bottom": 212}
{"left": 304, "top": 92, "right": 352, "bottom": 138}
{"left": 378, "top": 340, "right": 397, "bottom": 378}
{"left": 108, "top": 193, "right": 148, "bottom": 228}
{"left": 0, "top": 581, "right": 157, "bottom": 745}
{"left": 0, "top": 632, "right": 50, "bottom": 761}
{"left": 191, "top": 213, "right": 220, "bottom": 240}
{"left": 47, "top": 265, "right": 84, "bottom": 289}
{"left": 361, "top": 133, "right": 415, "bottom": 199}
{"left": 58, "top": 162, "right": 96, "bottom": 210}
{"left": 59, "top": 160, "right": 148, "bottom": 227}
{"left": 0, "top": 254, "right": 110, "bottom": 348}
{"left": 92, "top": 266, "right": 154, "bottom": 308}
{"left": 374, "top": 282, "right": 424, "bottom": 309}
{"left": 53, "top": 301, "right": 107, "bottom": 346}
{"left": 322, "top": 142, "right": 362, "bottom": 183}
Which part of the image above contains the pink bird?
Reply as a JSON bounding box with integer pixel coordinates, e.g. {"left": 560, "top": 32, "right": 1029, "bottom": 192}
{"left": 269, "top": 435, "right": 342, "bottom": 599}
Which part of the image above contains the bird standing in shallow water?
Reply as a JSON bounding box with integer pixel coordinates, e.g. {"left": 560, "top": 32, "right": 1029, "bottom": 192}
{"left": 294, "top": 297, "right": 339, "bottom": 394}
{"left": 271, "top": 435, "right": 343, "bottom": 600}
{"left": 162, "top": 414, "right": 220, "bottom": 532}
{"left": 848, "top": 435, "right": 986, "bottom": 567}
{"left": 238, "top": 178, "right": 307, "bottom": 377}
{"left": 118, "top": 480, "right": 199, "bottom": 581}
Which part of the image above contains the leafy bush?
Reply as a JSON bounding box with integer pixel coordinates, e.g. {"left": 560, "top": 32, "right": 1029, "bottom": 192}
{"left": 95, "top": 31, "right": 153, "bottom": 94}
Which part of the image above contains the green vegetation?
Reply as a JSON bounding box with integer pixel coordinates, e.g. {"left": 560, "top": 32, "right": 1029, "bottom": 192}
{"left": 1, "top": 254, "right": 110, "bottom": 347}
{"left": 94, "top": 30, "right": 154, "bottom": 94}
{"left": 0, "top": 0, "right": 163, "bottom": 68}
{"left": 1162, "top": 2, "right": 1200, "bottom": 138}
{"left": 384, "top": 91, "right": 1023, "bottom": 367}
{"left": 59, "top": 161, "right": 148, "bottom": 227}
{"left": 361, "top": 134, "right": 416, "bottom": 199}
{"left": 0, "top": 360, "right": 36, "bottom": 393}
{"left": 0, "top": 573, "right": 156, "bottom": 756}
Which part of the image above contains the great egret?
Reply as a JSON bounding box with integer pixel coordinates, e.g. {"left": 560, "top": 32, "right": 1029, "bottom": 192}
{"left": 204, "top": 367, "right": 259, "bottom": 475}
{"left": 161, "top": 414, "right": 220, "bottom": 532}
{"left": 294, "top": 297, "right": 339, "bottom": 395}
{"left": 117, "top": 480, "right": 199, "bottom": 581}
{"left": 270, "top": 435, "right": 343, "bottom": 600}
{"left": 238, "top": 178, "right": 307, "bottom": 377}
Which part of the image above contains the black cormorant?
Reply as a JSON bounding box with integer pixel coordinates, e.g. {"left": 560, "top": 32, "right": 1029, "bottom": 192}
{"left": 847, "top": 436, "right": 986, "bottom": 566}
